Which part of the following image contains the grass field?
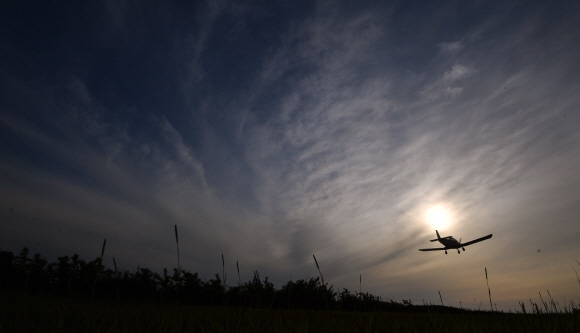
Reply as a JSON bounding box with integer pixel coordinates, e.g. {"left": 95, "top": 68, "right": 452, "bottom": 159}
{"left": 2, "top": 292, "right": 579, "bottom": 333}
{"left": 3, "top": 246, "right": 580, "bottom": 332}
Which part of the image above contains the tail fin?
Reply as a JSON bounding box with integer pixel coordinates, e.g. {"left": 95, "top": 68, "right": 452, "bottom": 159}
{"left": 429, "top": 230, "right": 442, "bottom": 242}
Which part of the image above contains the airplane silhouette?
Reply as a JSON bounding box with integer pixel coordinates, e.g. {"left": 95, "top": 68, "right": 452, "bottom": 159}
{"left": 419, "top": 230, "right": 492, "bottom": 254}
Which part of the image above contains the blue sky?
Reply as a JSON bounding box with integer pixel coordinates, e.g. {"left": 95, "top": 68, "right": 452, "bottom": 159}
{"left": 2, "top": 1, "right": 580, "bottom": 310}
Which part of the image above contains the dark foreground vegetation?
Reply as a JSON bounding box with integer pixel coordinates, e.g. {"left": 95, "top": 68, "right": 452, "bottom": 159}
{"left": 0, "top": 247, "right": 452, "bottom": 312}
{"left": 1, "top": 247, "right": 580, "bottom": 332}
{"left": 3, "top": 292, "right": 580, "bottom": 333}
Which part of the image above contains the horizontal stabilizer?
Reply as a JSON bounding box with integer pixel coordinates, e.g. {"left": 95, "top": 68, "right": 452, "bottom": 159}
{"left": 431, "top": 236, "right": 452, "bottom": 242}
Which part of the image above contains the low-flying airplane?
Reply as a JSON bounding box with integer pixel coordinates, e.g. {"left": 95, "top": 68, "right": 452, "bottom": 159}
{"left": 419, "top": 230, "right": 492, "bottom": 254}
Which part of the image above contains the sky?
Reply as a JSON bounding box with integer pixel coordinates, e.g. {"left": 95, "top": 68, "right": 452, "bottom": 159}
{"left": 2, "top": 0, "right": 580, "bottom": 311}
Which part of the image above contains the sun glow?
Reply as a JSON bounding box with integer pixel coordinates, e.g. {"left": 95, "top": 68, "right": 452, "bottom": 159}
{"left": 424, "top": 205, "right": 452, "bottom": 230}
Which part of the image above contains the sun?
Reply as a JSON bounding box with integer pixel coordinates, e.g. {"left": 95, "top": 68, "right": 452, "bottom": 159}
{"left": 424, "top": 205, "right": 452, "bottom": 230}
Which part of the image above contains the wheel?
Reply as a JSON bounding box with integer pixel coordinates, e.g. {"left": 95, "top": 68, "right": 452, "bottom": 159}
{"left": 445, "top": 251, "right": 447, "bottom": 254}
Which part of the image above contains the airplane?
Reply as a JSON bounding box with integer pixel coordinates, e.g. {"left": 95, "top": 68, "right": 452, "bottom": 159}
{"left": 419, "top": 230, "right": 492, "bottom": 254}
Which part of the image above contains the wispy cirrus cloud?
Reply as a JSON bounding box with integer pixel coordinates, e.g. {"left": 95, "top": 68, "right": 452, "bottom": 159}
{"left": 234, "top": 2, "right": 580, "bottom": 301}
{"left": 439, "top": 41, "right": 463, "bottom": 54}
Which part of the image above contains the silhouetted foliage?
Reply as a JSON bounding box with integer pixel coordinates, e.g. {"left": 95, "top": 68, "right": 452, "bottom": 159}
{"left": 0, "top": 247, "right": 472, "bottom": 313}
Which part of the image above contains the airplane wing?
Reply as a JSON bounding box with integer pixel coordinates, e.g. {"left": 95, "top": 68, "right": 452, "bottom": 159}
{"left": 418, "top": 247, "right": 447, "bottom": 251}
{"left": 460, "top": 234, "right": 492, "bottom": 247}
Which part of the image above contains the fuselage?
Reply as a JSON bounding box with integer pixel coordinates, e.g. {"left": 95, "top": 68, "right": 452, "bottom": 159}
{"left": 438, "top": 237, "right": 461, "bottom": 249}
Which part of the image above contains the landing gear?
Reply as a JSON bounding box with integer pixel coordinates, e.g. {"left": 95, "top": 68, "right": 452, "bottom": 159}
{"left": 457, "top": 249, "right": 460, "bottom": 254}
{"left": 445, "top": 250, "right": 448, "bottom": 254}
{"left": 462, "top": 247, "right": 465, "bottom": 251}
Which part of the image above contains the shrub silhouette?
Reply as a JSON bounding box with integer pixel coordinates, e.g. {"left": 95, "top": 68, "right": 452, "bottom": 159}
{"left": 1, "top": 246, "right": 454, "bottom": 312}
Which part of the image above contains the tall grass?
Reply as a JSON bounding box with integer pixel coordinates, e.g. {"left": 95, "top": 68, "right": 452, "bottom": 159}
{"left": 222, "top": 253, "right": 226, "bottom": 287}
{"left": 91, "top": 238, "right": 106, "bottom": 299}
{"left": 174, "top": 225, "right": 180, "bottom": 278}
{"left": 101, "top": 239, "right": 107, "bottom": 258}
{"left": 175, "top": 225, "right": 180, "bottom": 304}
{"left": 5, "top": 230, "right": 580, "bottom": 332}
{"left": 313, "top": 254, "right": 324, "bottom": 285}
{"left": 4, "top": 292, "right": 579, "bottom": 333}
{"left": 485, "top": 267, "right": 493, "bottom": 311}
{"left": 3, "top": 244, "right": 580, "bottom": 332}
{"left": 573, "top": 258, "right": 580, "bottom": 287}
{"left": 112, "top": 256, "right": 120, "bottom": 301}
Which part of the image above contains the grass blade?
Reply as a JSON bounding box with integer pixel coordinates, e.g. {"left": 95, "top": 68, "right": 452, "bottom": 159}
{"left": 92, "top": 238, "right": 106, "bottom": 299}
{"left": 175, "top": 225, "right": 180, "bottom": 278}
{"left": 485, "top": 267, "right": 493, "bottom": 311}
{"left": 572, "top": 262, "right": 580, "bottom": 287}
{"left": 222, "top": 253, "right": 225, "bottom": 287}
{"left": 313, "top": 254, "right": 324, "bottom": 285}
{"left": 174, "top": 224, "right": 181, "bottom": 304}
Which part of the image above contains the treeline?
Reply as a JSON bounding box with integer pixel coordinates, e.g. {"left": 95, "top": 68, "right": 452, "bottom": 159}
{"left": 0, "top": 247, "right": 461, "bottom": 313}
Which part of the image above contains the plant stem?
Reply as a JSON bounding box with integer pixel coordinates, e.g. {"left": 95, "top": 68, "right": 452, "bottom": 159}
{"left": 485, "top": 267, "right": 493, "bottom": 311}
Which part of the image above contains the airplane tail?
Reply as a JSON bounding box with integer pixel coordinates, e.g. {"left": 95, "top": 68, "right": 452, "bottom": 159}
{"left": 429, "top": 230, "right": 441, "bottom": 242}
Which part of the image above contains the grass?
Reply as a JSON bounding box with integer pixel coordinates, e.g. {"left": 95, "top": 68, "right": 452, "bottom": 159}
{"left": 485, "top": 267, "right": 493, "bottom": 311}
{"left": 313, "top": 254, "right": 324, "bottom": 285}
{"left": 91, "top": 239, "right": 106, "bottom": 300}
{"left": 2, "top": 291, "right": 579, "bottom": 333}
{"left": 3, "top": 227, "right": 579, "bottom": 332}
{"left": 175, "top": 225, "right": 180, "bottom": 279}
{"left": 2, "top": 252, "right": 580, "bottom": 332}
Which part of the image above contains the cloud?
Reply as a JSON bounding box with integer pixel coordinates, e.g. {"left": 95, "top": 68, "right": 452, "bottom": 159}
{"left": 421, "top": 64, "right": 474, "bottom": 100}
{"left": 234, "top": 3, "right": 580, "bottom": 303}
{"left": 2, "top": 1, "right": 580, "bottom": 309}
{"left": 158, "top": 116, "right": 208, "bottom": 190}
{"left": 443, "top": 65, "right": 473, "bottom": 82}
{"left": 439, "top": 41, "right": 463, "bottom": 54}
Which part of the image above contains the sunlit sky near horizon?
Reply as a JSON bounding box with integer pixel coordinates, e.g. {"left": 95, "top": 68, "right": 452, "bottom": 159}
{"left": 2, "top": 1, "right": 580, "bottom": 311}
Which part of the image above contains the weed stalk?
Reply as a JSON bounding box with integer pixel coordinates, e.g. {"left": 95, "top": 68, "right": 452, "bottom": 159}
{"left": 237, "top": 261, "right": 240, "bottom": 286}
{"left": 91, "top": 238, "right": 106, "bottom": 299}
{"left": 175, "top": 225, "right": 180, "bottom": 278}
{"left": 221, "top": 253, "right": 226, "bottom": 287}
{"left": 485, "top": 267, "right": 493, "bottom": 311}
{"left": 313, "top": 254, "right": 324, "bottom": 285}
{"left": 574, "top": 258, "right": 580, "bottom": 286}
{"left": 113, "top": 256, "right": 120, "bottom": 301}
{"left": 174, "top": 225, "right": 180, "bottom": 303}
